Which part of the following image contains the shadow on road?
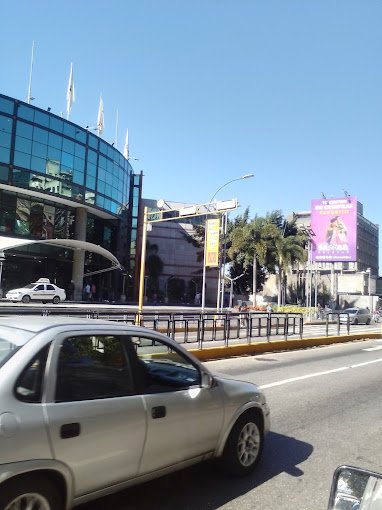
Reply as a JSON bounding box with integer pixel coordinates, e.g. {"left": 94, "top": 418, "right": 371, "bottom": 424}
{"left": 78, "top": 431, "right": 313, "bottom": 510}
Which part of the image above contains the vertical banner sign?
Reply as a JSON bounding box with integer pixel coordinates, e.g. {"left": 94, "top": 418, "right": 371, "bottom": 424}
{"left": 310, "top": 196, "right": 357, "bottom": 262}
{"left": 205, "top": 218, "right": 220, "bottom": 267}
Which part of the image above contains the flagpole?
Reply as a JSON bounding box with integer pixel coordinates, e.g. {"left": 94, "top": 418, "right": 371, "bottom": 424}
{"left": 27, "top": 40, "right": 35, "bottom": 104}
{"left": 115, "top": 109, "right": 119, "bottom": 146}
{"left": 66, "top": 63, "right": 75, "bottom": 120}
{"left": 97, "top": 94, "right": 104, "bottom": 137}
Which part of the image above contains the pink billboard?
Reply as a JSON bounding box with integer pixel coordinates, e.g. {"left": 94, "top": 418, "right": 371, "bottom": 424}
{"left": 310, "top": 197, "right": 357, "bottom": 262}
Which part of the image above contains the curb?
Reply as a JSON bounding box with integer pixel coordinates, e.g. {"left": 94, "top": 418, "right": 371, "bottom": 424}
{"left": 189, "top": 332, "right": 382, "bottom": 362}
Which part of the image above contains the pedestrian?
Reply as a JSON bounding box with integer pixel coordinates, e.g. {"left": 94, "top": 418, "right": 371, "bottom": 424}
{"left": 69, "top": 280, "right": 75, "bottom": 301}
{"left": 239, "top": 302, "right": 248, "bottom": 326}
{"left": 266, "top": 303, "right": 272, "bottom": 314}
{"left": 91, "top": 282, "right": 96, "bottom": 301}
{"left": 84, "top": 282, "right": 91, "bottom": 301}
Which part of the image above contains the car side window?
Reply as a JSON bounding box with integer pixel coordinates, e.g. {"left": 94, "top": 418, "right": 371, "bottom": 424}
{"left": 47, "top": 285, "right": 55, "bottom": 291}
{"left": 129, "top": 336, "right": 201, "bottom": 394}
{"left": 15, "top": 345, "right": 50, "bottom": 403}
{"left": 35, "top": 284, "right": 44, "bottom": 291}
{"left": 55, "top": 335, "right": 134, "bottom": 402}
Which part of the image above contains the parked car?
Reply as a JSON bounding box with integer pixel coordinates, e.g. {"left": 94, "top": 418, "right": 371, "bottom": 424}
{"left": 339, "top": 307, "right": 372, "bottom": 325}
{"left": 0, "top": 317, "right": 270, "bottom": 510}
{"left": 5, "top": 278, "right": 66, "bottom": 304}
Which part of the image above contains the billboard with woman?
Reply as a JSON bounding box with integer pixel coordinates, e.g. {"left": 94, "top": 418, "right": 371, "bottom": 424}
{"left": 310, "top": 197, "right": 357, "bottom": 262}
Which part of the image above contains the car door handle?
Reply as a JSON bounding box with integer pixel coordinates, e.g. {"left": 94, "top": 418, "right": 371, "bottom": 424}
{"left": 151, "top": 406, "right": 166, "bottom": 419}
{"left": 60, "top": 422, "right": 81, "bottom": 439}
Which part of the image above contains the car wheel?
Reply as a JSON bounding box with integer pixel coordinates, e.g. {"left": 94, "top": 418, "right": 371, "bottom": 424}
{"left": 366, "top": 318, "right": 371, "bottom": 325}
{"left": 21, "top": 295, "right": 31, "bottom": 304}
{"left": 354, "top": 318, "right": 358, "bottom": 325}
{"left": 52, "top": 296, "right": 60, "bottom": 304}
{"left": 221, "top": 411, "right": 263, "bottom": 476}
{"left": 0, "top": 475, "right": 64, "bottom": 510}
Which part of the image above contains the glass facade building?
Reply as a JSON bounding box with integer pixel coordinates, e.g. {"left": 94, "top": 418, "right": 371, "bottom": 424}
{"left": 0, "top": 93, "right": 142, "bottom": 300}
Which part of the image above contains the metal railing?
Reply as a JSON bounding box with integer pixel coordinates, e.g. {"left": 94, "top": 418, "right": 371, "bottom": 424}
{"left": 0, "top": 307, "right": 306, "bottom": 348}
{"left": 0, "top": 306, "right": 365, "bottom": 347}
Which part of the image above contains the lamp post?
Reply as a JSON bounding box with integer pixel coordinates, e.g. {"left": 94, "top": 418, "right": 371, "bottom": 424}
{"left": 0, "top": 251, "right": 5, "bottom": 298}
{"left": 366, "top": 267, "right": 372, "bottom": 311}
{"left": 298, "top": 225, "right": 316, "bottom": 311}
{"left": 225, "top": 273, "right": 245, "bottom": 308}
{"left": 201, "top": 173, "right": 254, "bottom": 311}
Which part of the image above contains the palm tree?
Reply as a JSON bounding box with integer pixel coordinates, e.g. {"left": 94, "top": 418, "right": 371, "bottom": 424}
{"left": 273, "top": 223, "right": 307, "bottom": 306}
{"left": 228, "top": 210, "right": 278, "bottom": 304}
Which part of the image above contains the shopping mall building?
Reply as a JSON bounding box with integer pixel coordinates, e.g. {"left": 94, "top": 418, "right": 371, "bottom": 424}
{"left": 0, "top": 93, "right": 142, "bottom": 301}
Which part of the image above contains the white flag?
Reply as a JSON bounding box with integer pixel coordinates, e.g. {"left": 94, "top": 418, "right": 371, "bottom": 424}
{"left": 66, "top": 63, "right": 75, "bottom": 119}
{"left": 123, "top": 128, "right": 129, "bottom": 159}
{"left": 97, "top": 95, "right": 104, "bottom": 135}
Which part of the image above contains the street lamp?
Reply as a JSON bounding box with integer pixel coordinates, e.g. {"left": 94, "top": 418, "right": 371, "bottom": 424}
{"left": 201, "top": 173, "right": 254, "bottom": 311}
{"left": 366, "top": 267, "right": 372, "bottom": 311}
{"left": 225, "top": 273, "right": 245, "bottom": 308}
{"left": 298, "top": 225, "right": 316, "bottom": 310}
{"left": 0, "top": 251, "right": 5, "bottom": 298}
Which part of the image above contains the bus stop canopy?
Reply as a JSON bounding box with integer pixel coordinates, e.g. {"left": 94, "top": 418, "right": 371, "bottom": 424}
{"left": 0, "top": 237, "right": 123, "bottom": 273}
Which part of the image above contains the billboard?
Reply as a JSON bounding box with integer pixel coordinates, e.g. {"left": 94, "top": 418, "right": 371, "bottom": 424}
{"left": 205, "top": 218, "right": 220, "bottom": 267}
{"left": 310, "top": 197, "right": 357, "bottom": 262}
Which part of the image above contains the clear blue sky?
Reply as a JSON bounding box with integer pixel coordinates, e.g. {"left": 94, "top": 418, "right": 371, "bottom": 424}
{"left": 1, "top": 1, "right": 381, "bottom": 258}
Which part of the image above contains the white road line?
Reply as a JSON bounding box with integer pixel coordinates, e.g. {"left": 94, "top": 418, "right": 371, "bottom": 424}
{"left": 363, "top": 346, "right": 382, "bottom": 351}
{"left": 260, "top": 357, "right": 382, "bottom": 389}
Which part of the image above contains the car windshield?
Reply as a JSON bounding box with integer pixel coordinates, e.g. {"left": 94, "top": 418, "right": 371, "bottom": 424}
{"left": 0, "top": 327, "right": 35, "bottom": 367}
{"left": 24, "top": 284, "right": 36, "bottom": 289}
{"left": 344, "top": 309, "right": 358, "bottom": 314}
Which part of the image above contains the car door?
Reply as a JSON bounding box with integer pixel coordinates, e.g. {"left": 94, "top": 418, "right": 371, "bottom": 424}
{"left": 31, "top": 283, "right": 45, "bottom": 301}
{"left": 44, "top": 333, "right": 147, "bottom": 497}
{"left": 45, "top": 284, "right": 56, "bottom": 301}
{"left": 128, "top": 334, "right": 225, "bottom": 474}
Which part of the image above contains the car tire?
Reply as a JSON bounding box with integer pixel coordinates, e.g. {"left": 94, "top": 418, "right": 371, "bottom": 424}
{"left": 52, "top": 296, "right": 60, "bottom": 304}
{"left": 0, "top": 475, "right": 64, "bottom": 510}
{"left": 354, "top": 318, "right": 358, "bottom": 325}
{"left": 21, "top": 295, "right": 31, "bottom": 304}
{"left": 366, "top": 318, "right": 371, "bottom": 325}
{"left": 220, "top": 411, "right": 263, "bottom": 476}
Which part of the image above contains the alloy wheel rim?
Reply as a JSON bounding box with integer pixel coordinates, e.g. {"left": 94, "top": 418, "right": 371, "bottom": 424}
{"left": 5, "top": 493, "right": 51, "bottom": 510}
{"left": 236, "top": 422, "right": 261, "bottom": 467}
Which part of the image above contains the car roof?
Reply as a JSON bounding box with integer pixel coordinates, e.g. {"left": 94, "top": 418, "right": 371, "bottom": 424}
{"left": 0, "top": 316, "right": 158, "bottom": 337}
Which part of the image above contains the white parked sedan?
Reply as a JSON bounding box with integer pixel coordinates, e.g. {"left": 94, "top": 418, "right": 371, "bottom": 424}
{"left": 6, "top": 278, "right": 66, "bottom": 304}
{"left": 0, "top": 317, "right": 270, "bottom": 510}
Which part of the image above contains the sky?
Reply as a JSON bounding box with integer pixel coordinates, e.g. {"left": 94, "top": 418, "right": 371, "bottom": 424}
{"left": 1, "top": 0, "right": 381, "bottom": 258}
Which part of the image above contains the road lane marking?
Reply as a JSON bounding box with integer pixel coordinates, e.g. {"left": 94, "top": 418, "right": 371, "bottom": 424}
{"left": 260, "top": 357, "right": 382, "bottom": 389}
{"left": 363, "top": 346, "right": 382, "bottom": 351}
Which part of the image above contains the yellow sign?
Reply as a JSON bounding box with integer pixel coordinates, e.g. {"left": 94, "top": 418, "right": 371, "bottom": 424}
{"left": 205, "top": 218, "right": 220, "bottom": 267}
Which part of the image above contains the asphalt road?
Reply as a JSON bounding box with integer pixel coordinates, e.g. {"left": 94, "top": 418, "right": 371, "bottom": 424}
{"left": 78, "top": 337, "right": 382, "bottom": 510}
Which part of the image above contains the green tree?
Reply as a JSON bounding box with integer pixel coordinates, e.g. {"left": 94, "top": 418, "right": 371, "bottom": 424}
{"left": 227, "top": 209, "right": 279, "bottom": 302}
{"left": 271, "top": 219, "right": 307, "bottom": 306}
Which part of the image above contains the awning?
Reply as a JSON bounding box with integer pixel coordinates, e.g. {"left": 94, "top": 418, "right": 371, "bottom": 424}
{"left": 0, "top": 237, "right": 123, "bottom": 274}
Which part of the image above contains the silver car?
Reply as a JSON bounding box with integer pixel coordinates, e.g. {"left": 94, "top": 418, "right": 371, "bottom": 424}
{"left": 340, "top": 307, "right": 372, "bottom": 325}
{"left": 0, "top": 317, "right": 270, "bottom": 510}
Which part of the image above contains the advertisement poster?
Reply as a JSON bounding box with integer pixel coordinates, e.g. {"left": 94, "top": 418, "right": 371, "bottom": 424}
{"left": 205, "top": 218, "right": 220, "bottom": 267}
{"left": 310, "top": 197, "right": 357, "bottom": 262}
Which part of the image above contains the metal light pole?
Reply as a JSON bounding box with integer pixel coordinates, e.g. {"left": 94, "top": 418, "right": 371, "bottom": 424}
{"left": 225, "top": 273, "right": 245, "bottom": 308}
{"left": 201, "top": 173, "right": 254, "bottom": 311}
{"left": 366, "top": 267, "right": 372, "bottom": 311}
{"left": 0, "top": 251, "right": 5, "bottom": 299}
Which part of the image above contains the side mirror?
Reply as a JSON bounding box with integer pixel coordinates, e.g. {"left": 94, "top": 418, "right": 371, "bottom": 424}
{"left": 328, "top": 465, "right": 382, "bottom": 510}
{"left": 200, "top": 371, "right": 214, "bottom": 389}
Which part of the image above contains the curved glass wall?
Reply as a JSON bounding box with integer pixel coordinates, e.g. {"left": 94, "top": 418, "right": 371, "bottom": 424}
{"left": 0, "top": 94, "right": 132, "bottom": 216}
